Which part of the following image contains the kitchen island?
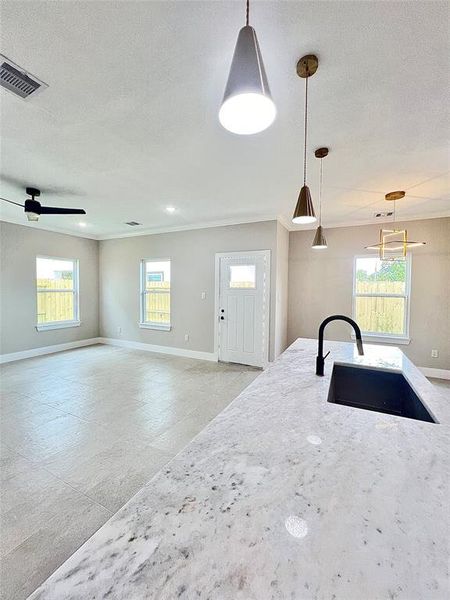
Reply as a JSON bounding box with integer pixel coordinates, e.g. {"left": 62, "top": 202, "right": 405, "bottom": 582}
{"left": 28, "top": 339, "right": 450, "bottom": 600}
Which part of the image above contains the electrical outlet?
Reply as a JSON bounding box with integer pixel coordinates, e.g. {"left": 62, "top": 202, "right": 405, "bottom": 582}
{"left": 117, "top": 326, "right": 122, "bottom": 335}
{"left": 431, "top": 349, "right": 439, "bottom": 358}
{"left": 201, "top": 291, "right": 206, "bottom": 300}
{"left": 184, "top": 334, "right": 189, "bottom": 342}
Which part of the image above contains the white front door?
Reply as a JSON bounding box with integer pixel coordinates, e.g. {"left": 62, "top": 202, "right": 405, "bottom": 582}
{"left": 216, "top": 250, "right": 270, "bottom": 368}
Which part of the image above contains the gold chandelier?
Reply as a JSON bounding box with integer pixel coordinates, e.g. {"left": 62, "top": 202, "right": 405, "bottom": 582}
{"left": 365, "top": 191, "right": 426, "bottom": 260}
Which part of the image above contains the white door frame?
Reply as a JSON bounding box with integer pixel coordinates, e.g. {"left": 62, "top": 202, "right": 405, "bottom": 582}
{"left": 214, "top": 250, "right": 271, "bottom": 368}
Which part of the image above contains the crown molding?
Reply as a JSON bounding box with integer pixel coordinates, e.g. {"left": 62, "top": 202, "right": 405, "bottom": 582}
{"left": 276, "top": 214, "right": 292, "bottom": 231}
{"left": 97, "top": 215, "right": 279, "bottom": 240}
{"left": 2, "top": 210, "right": 448, "bottom": 242}
{"left": 288, "top": 211, "right": 450, "bottom": 233}
{"left": 0, "top": 215, "right": 99, "bottom": 240}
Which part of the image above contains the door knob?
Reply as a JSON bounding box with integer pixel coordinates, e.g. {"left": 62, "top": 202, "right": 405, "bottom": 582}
{"left": 220, "top": 316, "right": 224, "bottom": 320}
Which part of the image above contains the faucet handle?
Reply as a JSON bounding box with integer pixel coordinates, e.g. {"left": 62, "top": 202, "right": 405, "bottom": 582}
{"left": 324, "top": 351, "right": 330, "bottom": 360}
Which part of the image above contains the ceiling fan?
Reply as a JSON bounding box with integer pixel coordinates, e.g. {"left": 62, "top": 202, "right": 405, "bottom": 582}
{"left": 1, "top": 187, "right": 86, "bottom": 222}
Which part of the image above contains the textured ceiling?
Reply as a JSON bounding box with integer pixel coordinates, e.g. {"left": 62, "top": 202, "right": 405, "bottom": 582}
{"left": 0, "top": 0, "right": 449, "bottom": 239}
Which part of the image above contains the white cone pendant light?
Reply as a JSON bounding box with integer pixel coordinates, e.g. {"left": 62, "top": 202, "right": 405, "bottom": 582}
{"left": 219, "top": 0, "right": 276, "bottom": 135}
{"left": 311, "top": 147, "right": 328, "bottom": 249}
{"left": 292, "top": 55, "right": 319, "bottom": 224}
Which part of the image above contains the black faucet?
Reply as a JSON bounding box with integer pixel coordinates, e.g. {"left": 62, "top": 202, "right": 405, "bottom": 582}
{"left": 316, "top": 315, "right": 364, "bottom": 376}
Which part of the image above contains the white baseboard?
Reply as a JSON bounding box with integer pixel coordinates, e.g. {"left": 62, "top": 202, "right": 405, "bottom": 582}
{"left": 0, "top": 337, "right": 102, "bottom": 364}
{"left": 419, "top": 367, "right": 450, "bottom": 380}
{"left": 0, "top": 336, "right": 218, "bottom": 364}
{"left": 2, "top": 338, "right": 445, "bottom": 378}
{"left": 99, "top": 337, "right": 218, "bottom": 362}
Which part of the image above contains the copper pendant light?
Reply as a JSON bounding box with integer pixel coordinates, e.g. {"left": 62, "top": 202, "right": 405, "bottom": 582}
{"left": 311, "top": 147, "right": 328, "bottom": 249}
{"left": 365, "top": 191, "right": 426, "bottom": 259}
{"left": 292, "top": 55, "right": 318, "bottom": 225}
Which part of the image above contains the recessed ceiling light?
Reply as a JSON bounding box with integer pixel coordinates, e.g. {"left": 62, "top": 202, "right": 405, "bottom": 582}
{"left": 78, "top": 222, "right": 87, "bottom": 227}
{"left": 166, "top": 206, "right": 176, "bottom": 213}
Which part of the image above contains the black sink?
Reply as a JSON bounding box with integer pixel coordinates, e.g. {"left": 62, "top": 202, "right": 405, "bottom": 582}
{"left": 327, "top": 364, "right": 437, "bottom": 423}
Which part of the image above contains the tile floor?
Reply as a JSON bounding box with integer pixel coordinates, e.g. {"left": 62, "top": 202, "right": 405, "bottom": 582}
{"left": 428, "top": 377, "right": 450, "bottom": 391}
{"left": 0, "top": 344, "right": 260, "bottom": 600}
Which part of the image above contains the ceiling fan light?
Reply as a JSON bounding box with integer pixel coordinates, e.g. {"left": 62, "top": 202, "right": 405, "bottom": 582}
{"left": 26, "top": 212, "right": 39, "bottom": 222}
{"left": 219, "top": 26, "right": 276, "bottom": 135}
{"left": 312, "top": 225, "right": 327, "bottom": 249}
{"left": 292, "top": 185, "right": 316, "bottom": 224}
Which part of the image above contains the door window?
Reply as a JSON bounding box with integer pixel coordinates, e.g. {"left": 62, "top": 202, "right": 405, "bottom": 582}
{"left": 229, "top": 264, "right": 256, "bottom": 289}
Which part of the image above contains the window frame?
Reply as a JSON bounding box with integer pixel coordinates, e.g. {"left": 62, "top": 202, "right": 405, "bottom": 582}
{"left": 35, "top": 255, "right": 80, "bottom": 331}
{"left": 352, "top": 254, "right": 411, "bottom": 344}
{"left": 139, "top": 258, "right": 171, "bottom": 331}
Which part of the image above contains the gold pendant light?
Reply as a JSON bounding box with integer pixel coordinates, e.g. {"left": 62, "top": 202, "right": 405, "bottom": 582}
{"left": 311, "top": 147, "right": 328, "bottom": 249}
{"left": 365, "top": 191, "right": 426, "bottom": 259}
{"left": 292, "top": 55, "right": 318, "bottom": 224}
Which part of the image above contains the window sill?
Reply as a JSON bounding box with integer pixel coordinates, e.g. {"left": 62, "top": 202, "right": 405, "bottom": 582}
{"left": 351, "top": 333, "right": 410, "bottom": 345}
{"left": 36, "top": 321, "right": 81, "bottom": 332}
{"left": 139, "top": 322, "right": 171, "bottom": 332}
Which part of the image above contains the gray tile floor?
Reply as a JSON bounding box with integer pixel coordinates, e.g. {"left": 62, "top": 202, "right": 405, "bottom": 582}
{"left": 428, "top": 377, "right": 450, "bottom": 391}
{"left": 0, "top": 345, "right": 260, "bottom": 600}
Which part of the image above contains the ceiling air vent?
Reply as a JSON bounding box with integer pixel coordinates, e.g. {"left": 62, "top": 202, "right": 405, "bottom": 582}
{"left": 125, "top": 221, "right": 142, "bottom": 227}
{"left": 374, "top": 211, "right": 394, "bottom": 218}
{"left": 0, "top": 55, "right": 48, "bottom": 100}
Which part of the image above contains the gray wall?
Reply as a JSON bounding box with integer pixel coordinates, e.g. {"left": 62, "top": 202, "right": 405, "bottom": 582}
{"left": 288, "top": 218, "right": 450, "bottom": 369}
{"left": 99, "top": 221, "right": 286, "bottom": 360}
{"left": 0, "top": 221, "right": 99, "bottom": 354}
{"left": 2, "top": 217, "right": 447, "bottom": 369}
{"left": 274, "top": 221, "right": 289, "bottom": 357}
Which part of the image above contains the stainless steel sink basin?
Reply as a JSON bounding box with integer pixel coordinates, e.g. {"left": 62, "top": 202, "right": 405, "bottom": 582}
{"left": 327, "top": 364, "right": 437, "bottom": 423}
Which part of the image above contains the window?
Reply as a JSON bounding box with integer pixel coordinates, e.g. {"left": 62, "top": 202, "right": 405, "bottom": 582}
{"left": 353, "top": 255, "right": 411, "bottom": 342}
{"left": 36, "top": 257, "right": 79, "bottom": 331}
{"left": 140, "top": 259, "right": 171, "bottom": 330}
{"left": 229, "top": 264, "right": 256, "bottom": 288}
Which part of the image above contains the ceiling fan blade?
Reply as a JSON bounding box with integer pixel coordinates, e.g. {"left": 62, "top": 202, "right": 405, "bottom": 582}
{"left": 39, "top": 206, "right": 86, "bottom": 215}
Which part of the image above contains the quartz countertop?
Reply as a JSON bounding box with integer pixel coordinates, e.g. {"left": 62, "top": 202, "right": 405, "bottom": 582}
{"left": 28, "top": 339, "right": 450, "bottom": 600}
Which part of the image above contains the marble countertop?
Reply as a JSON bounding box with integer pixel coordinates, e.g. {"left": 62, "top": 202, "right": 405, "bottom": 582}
{"left": 29, "top": 339, "right": 450, "bottom": 600}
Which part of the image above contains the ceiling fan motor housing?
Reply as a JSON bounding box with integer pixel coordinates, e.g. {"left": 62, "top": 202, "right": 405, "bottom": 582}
{"left": 24, "top": 199, "right": 41, "bottom": 214}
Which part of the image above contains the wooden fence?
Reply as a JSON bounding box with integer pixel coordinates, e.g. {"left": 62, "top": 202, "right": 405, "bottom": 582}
{"left": 144, "top": 281, "right": 170, "bottom": 323}
{"left": 355, "top": 281, "right": 405, "bottom": 334}
{"left": 37, "top": 278, "right": 74, "bottom": 323}
{"left": 37, "top": 276, "right": 405, "bottom": 334}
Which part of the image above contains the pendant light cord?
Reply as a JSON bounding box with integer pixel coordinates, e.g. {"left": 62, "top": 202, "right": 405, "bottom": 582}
{"left": 246, "top": 0, "right": 249, "bottom": 25}
{"left": 303, "top": 76, "right": 308, "bottom": 186}
{"left": 319, "top": 158, "right": 323, "bottom": 225}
